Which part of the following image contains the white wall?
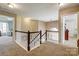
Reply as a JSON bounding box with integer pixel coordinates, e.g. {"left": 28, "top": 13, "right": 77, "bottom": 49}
{"left": 46, "top": 21, "right": 59, "bottom": 43}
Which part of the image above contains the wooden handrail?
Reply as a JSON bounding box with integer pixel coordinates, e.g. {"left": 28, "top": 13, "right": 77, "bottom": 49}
{"left": 15, "top": 30, "right": 59, "bottom": 51}
{"left": 15, "top": 30, "right": 28, "bottom": 33}
{"left": 30, "top": 31, "right": 40, "bottom": 33}
{"left": 15, "top": 30, "right": 40, "bottom": 33}
{"left": 46, "top": 30, "right": 59, "bottom": 32}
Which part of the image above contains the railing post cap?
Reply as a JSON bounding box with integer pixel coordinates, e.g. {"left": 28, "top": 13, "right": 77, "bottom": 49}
{"left": 28, "top": 30, "right": 30, "bottom": 32}
{"left": 39, "top": 30, "right": 41, "bottom": 32}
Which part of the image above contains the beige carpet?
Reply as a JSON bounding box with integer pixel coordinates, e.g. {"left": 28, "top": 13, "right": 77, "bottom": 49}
{"left": 28, "top": 42, "right": 78, "bottom": 56}
{"left": 0, "top": 37, "right": 78, "bottom": 56}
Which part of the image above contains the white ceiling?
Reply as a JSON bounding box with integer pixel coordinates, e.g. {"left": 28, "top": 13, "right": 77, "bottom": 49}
{"left": 0, "top": 3, "right": 59, "bottom": 22}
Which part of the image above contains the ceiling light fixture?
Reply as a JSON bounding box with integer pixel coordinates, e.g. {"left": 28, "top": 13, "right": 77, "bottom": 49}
{"left": 8, "top": 3, "right": 14, "bottom": 8}
{"left": 59, "top": 3, "right": 64, "bottom": 6}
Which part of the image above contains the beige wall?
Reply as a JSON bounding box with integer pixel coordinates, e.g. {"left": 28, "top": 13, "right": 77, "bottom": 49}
{"left": 16, "top": 16, "right": 39, "bottom": 32}
{"left": 16, "top": 15, "right": 22, "bottom": 31}
{"left": 21, "top": 19, "right": 38, "bottom": 32}
{"left": 38, "top": 21, "right": 46, "bottom": 31}
{"left": 46, "top": 21, "right": 58, "bottom": 30}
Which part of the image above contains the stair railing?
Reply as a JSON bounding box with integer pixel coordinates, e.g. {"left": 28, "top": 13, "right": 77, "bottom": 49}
{"left": 15, "top": 30, "right": 58, "bottom": 51}
{"left": 30, "top": 31, "right": 42, "bottom": 44}
{"left": 29, "top": 31, "right": 42, "bottom": 50}
{"left": 46, "top": 30, "right": 59, "bottom": 42}
{"left": 15, "top": 30, "right": 42, "bottom": 51}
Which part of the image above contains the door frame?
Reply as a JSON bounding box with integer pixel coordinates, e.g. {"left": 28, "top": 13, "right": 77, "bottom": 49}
{"left": 61, "top": 13, "right": 78, "bottom": 44}
{"left": 59, "top": 5, "right": 79, "bottom": 44}
{"left": 59, "top": 12, "right": 79, "bottom": 45}
{"left": 0, "top": 10, "right": 16, "bottom": 41}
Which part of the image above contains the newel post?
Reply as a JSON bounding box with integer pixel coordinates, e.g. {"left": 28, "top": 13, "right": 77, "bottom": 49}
{"left": 77, "top": 39, "right": 79, "bottom": 55}
{"left": 27, "top": 31, "right": 30, "bottom": 51}
{"left": 40, "top": 30, "right": 42, "bottom": 44}
{"left": 46, "top": 30, "right": 47, "bottom": 41}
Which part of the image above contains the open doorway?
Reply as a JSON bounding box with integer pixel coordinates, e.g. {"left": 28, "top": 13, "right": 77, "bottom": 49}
{"left": 61, "top": 13, "right": 78, "bottom": 47}
{"left": 0, "top": 15, "right": 14, "bottom": 44}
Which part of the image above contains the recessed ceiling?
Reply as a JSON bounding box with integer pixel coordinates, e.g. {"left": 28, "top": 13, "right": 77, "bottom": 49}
{"left": 0, "top": 3, "right": 59, "bottom": 22}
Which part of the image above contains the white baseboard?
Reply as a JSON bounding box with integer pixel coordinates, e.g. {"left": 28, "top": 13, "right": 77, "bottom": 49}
{"left": 15, "top": 41, "right": 28, "bottom": 51}
{"left": 15, "top": 40, "right": 41, "bottom": 51}
{"left": 30, "top": 44, "right": 40, "bottom": 51}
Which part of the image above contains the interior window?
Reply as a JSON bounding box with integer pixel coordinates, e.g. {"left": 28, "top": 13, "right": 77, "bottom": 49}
{"left": 0, "top": 22, "right": 8, "bottom": 33}
{"left": 2, "top": 23, "right": 7, "bottom": 33}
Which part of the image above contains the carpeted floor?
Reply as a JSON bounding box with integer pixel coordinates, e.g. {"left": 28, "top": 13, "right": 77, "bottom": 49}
{"left": 0, "top": 36, "right": 78, "bottom": 56}
{"left": 27, "top": 42, "right": 78, "bottom": 56}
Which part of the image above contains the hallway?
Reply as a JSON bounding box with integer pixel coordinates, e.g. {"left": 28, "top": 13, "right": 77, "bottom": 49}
{"left": 0, "top": 38, "right": 78, "bottom": 56}
{"left": 0, "top": 3, "right": 79, "bottom": 56}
